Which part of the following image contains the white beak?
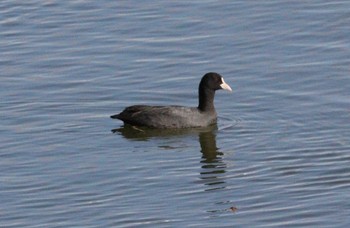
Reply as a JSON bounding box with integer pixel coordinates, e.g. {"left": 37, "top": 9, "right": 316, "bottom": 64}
{"left": 220, "top": 77, "right": 232, "bottom": 92}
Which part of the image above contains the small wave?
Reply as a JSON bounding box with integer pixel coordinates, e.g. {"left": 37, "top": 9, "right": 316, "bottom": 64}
{"left": 218, "top": 116, "right": 242, "bottom": 131}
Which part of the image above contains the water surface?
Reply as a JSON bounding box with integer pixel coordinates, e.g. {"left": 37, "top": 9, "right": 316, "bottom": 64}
{"left": 1, "top": 0, "right": 350, "bottom": 227}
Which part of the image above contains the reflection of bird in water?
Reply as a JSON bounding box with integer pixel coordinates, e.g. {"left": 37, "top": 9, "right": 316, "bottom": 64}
{"left": 112, "top": 124, "right": 228, "bottom": 190}
{"left": 199, "top": 131, "right": 227, "bottom": 190}
{"left": 112, "top": 124, "right": 218, "bottom": 141}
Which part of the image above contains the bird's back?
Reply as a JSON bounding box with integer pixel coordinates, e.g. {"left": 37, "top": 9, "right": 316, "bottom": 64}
{"left": 112, "top": 105, "right": 217, "bottom": 128}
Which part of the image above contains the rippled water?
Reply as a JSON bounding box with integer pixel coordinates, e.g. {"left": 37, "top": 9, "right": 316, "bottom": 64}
{"left": 1, "top": 0, "right": 350, "bottom": 227}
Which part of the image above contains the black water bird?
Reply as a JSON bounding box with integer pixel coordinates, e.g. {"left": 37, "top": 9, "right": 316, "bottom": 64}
{"left": 111, "top": 72, "right": 232, "bottom": 128}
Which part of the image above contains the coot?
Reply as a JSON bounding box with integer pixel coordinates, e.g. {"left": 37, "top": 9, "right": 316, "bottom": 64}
{"left": 111, "top": 72, "right": 232, "bottom": 128}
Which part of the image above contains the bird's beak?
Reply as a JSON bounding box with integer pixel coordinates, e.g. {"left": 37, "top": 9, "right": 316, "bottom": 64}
{"left": 220, "top": 77, "right": 232, "bottom": 92}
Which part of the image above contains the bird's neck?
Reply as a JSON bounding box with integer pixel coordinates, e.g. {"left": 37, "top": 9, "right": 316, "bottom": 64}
{"left": 198, "top": 87, "right": 216, "bottom": 112}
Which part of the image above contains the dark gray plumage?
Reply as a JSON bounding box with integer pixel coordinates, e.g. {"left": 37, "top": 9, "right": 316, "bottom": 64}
{"left": 111, "top": 72, "right": 232, "bottom": 129}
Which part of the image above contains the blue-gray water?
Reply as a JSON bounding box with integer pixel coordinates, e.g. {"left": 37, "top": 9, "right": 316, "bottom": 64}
{"left": 1, "top": 1, "right": 350, "bottom": 227}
